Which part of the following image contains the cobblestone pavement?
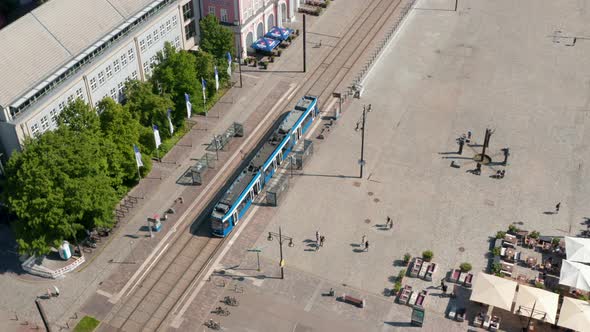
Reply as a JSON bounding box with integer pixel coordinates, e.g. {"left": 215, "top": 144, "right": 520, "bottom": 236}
{"left": 172, "top": 0, "right": 590, "bottom": 331}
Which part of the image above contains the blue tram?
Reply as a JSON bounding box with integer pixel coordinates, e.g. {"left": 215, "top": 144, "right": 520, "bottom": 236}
{"left": 211, "top": 95, "right": 319, "bottom": 237}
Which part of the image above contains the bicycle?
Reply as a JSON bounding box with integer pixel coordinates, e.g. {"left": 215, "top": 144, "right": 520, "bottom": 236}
{"left": 204, "top": 319, "right": 221, "bottom": 330}
{"left": 222, "top": 296, "right": 239, "bottom": 306}
{"left": 211, "top": 306, "right": 230, "bottom": 316}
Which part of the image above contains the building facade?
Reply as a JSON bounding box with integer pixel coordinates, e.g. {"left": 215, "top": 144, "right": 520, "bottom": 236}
{"left": 0, "top": 0, "right": 202, "bottom": 157}
{"left": 200, "top": 0, "right": 299, "bottom": 58}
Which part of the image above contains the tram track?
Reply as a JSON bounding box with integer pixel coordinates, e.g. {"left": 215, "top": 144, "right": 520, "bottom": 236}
{"left": 103, "top": 0, "right": 412, "bottom": 330}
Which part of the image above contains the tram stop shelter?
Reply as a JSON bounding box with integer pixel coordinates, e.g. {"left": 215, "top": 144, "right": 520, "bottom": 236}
{"left": 565, "top": 236, "right": 590, "bottom": 263}
{"left": 251, "top": 37, "right": 280, "bottom": 53}
{"left": 470, "top": 273, "right": 517, "bottom": 311}
{"left": 559, "top": 260, "right": 590, "bottom": 291}
{"left": 557, "top": 296, "right": 590, "bottom": 331}
{"left": 265, "top": 26, "right": 292, "bottom": 41}
{"left": 513, "top": 285, "right": 558, "bottom": 324}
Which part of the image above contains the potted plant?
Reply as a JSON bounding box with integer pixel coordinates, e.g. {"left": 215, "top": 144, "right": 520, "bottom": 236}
{"left": 492, "top": 262, "right": 502, "bottom": 274}
{"left": 277, "top": 49, "right": 282, "bottom": 57}
{"left": 496, "top": 231, "right": 506, "bottom": 239}
{"left": 492, "top": 247, "right": 501, "bottom": 257}
{"left": 295, "top": 29, "right": 300, "bottom": 35}
{"left": 261, "top": 61, "right": 269, "bottom": 69}
{"left": 460, "top": 263, "right": 472, "bottom": 273}
{"left": 422, "top": 250, "right": 434, "bottom": 262}
{"left": 269, "top": 56, "right": 275, "bottom": 63}
{"left": 403, "top": 253, "right": 411, "bottom": 265}
{"left": 530, "top": 231, "right": 540, "bottom": 239}
{"left": 508, "top": 225, "right": 519, "bottom": 234}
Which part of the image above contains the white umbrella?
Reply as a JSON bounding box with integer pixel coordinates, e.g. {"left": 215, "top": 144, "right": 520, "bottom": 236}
{"left": 560, "top": 260, "right": 590, "bottom": 292}
{"left": 470, "top": 272, "right": 517, "bottom": 311}
{"left": 566, "top": 237, "right": 590, "bottom": 263}
{"left": 557, "top": 296, "right": 590, "bottom": 331}
{"left": 514, "top": 285, "right": 559, "bottom": 324}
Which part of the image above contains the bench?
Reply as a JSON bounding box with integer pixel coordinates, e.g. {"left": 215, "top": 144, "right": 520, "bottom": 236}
{"left": 342, "top": 293, "right": 365, "bottom": 308}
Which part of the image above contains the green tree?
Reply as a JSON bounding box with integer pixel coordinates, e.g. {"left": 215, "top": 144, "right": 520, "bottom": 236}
{"left": 124, "top": 80, "right": 175, "bottom": 134}
{"left": 194, "top": 51, "right": 216, "bottom": 100}
{"left": 199, "top": 14, "right": 235, "bottom": 60}
{"left": 5, "top": 127, "right": 117, "bottom": 256}
{"left": 57, "top": 98, "right": 100, "bottom": 133}
{"left": 151, "top": 43, "right": 199, "bottom": 123}
{"left": 98, "top": 98, "right": 144, "bottom": 190}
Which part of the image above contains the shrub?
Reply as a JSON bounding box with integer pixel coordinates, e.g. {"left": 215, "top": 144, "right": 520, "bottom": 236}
{"left": 492, "top": 247, "right": 501, "bottom": 257}
{"left": 508, "top": 225, "right": 519, "bottom": 233}
{"left": 530, "top": 231, "right": 540, "bottom": 239}
{"left": 74, "top": 316, "right": 100, "bottom": 332}
{"left": 398, "top": 269, "right": 406, "bottom": 280}
{"left": 422, "top": 250, "right": 434, "bottom": 262}
{"left": 534, "top": 282, "right": 545, "bottom": 289}
{"left": 277, "top": 49, "right": 283, "bottom": 57}
{"left": 496, "top": 231, "right": 506, "bottom": 239}
{"left": 270, "top": 56, "right": 275, "bottom": 63}
{"left": 393, "top": 281, "right": 402, "bottom": 293}
{"left": 403, "top": 253, "right": 411, "bottom": 264}
{"left": 460, "top": 263, "right": 472, "bottom": 272}
{"left": 492, "top": 263, "right": 502, "bottom": 274}
{"left": 552, "top": 238, "right": 561, "bottom": 246}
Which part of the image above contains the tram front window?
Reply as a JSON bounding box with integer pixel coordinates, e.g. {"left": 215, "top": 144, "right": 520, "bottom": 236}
{"left": 212, "top": 219, "right": 227, "bottom": 231}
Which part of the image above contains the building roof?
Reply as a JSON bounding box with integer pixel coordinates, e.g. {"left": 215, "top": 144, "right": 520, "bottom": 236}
{"left": 0, "top": 0, "right": 160, "bottom": 107}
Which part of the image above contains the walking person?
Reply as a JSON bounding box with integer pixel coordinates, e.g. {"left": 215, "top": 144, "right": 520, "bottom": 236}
{"left": 386, "top": 216, "right": 392, "bottom": 229}
{"left": 361, "top": 234, "right": 366, "bottom": 247}
{"left": 320, "top": 235, "right": 325, "bottom": 247}
{"left": 440, "top": 279, "right": 445, "bottom": 289}
{"left": 555, "top": 202, "right": 561, "bottom": 214}
{"left": 316, "top": 230, "right": 320, "bottom": 244}
{"left": 365, "top": 240, "right": 369, "bottom": 252}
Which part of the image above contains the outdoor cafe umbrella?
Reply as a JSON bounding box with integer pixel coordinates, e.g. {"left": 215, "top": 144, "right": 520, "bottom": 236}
{"left": 560, "top": 260, "right": 590, "bottom": 292}
{"left": 565, "top": 236, "right": 590, "bottom": 263}
{"left": 264, "top": 26, "right": 292, "bottom": 41}
{"left": 513, "top": 285, "right": 559, "bottom": 324}
{"left": 251, "top": 37, "right": 280, "bottom": 52}
{"left": 557, "top": 296, "right": 590, "bottom": 331}
{"left": 470, "top": 272, "right": 517, "bottom": 311}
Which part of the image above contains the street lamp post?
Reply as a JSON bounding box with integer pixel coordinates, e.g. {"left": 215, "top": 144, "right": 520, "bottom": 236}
{"left": 358, "top": 104, "right": 371, "bottom": 178}
{"left": 267, "top": 227, "right": 294, "bottom": 279}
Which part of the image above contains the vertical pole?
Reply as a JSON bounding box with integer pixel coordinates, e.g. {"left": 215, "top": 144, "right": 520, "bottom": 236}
{"left": 480, "top": 129, "right": 489, "bottom": 161}
{"left": 279, "top": 227, "right": 284, "bottom": 279}
{"left": 137, "top": 166, "right": 141, "bottom": 180}
{"left": 256, "top": 251, "right": 260, "bottom": 272}
{"left": 302, "top": 15, "right": 307, "bottom": 73}
{"left": 360, "top": 106, "right": 367, "bottom": 178}
{"left": 156, "top": 148, "right": 160, "bottom": 162}
{"left": 35, "top": 299, "right": 52, "bottom": 332}
{"left": 525, "top": 301, "right": 536, "bottom": 331}
{"left": 148, "top": 219, "right": 153, "bottom": 238}
{"left": 214, "top": 136, "right": 219, "bottom": 160}
{"left": 239, "top": 48, "right": 243, "bottom": 88}
{"left": 454, "top": 0, "right": 458, "bottom": 11}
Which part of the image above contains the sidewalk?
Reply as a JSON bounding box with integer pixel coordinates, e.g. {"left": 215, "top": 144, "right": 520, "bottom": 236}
{"left": 0, "top": 0, "right": 374, "bottom": 329}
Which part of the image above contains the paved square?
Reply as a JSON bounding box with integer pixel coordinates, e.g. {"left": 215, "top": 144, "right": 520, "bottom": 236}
{"left": 197, "top": 0, "right": 590, "bottom": 331}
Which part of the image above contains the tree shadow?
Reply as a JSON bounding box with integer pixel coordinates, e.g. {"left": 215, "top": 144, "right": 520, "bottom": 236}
{"left": 0, "top": 224, "right": 26, "bottom": 275}
{"left": 392, "top": 259, "right": 406, "bottom": 267}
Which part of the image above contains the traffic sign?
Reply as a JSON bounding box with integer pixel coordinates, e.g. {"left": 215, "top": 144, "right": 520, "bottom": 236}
{"left": 358, "top": 159, "right": 366, "bottom": 166}
{"left": 247, "top": 248, "right": 262, "bottom": 253}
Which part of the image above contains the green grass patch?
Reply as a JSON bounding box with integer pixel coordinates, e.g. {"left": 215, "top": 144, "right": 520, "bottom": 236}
{"left": 73, "top": 316, "right": 100, "bottom": 332}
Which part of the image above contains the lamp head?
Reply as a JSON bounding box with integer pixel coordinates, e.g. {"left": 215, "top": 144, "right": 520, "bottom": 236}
{"left": 288, "top": 239, "right": 294, "bottom": 247}
{"left": 267, "top": 232, "right": 273, "bottom": 241}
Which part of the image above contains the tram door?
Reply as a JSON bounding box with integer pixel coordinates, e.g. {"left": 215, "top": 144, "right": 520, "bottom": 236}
{"left": 232, "top": 211, "right": 239, "bottom": 225}
{"left": 297, "top": 127, "right": 302, "bottom": 140}
{"left": 253, "top": 180, "right": 261, "bottom": 195}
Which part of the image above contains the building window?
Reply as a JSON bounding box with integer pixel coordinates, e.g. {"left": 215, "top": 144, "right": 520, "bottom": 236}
{"left": 90, "top": 77, "right": 97, "bottom": 90}
{"left": 140, "top": 39, "right": 146, "bottom": 52}
{"left": 121, "top": 53, "right": 128, "bottom": 67}
{"left": 118, "top": 81, "right": 124, "bottom": 95}
{"left": 67, "top": 95, "right": 74, "bottom": 103}
{"left": 58, "top": 101, "right": 65, "bottom": 111}
{"left": 220, "top": 9, "right": 228, "bottom": 22}
{"left": 113, "top": 59, "right": 121, "bottom": 73}
{"left": 174, "top": 36, "right": 181, "bottom": 49}
{"left": 50, "top": 109, "right": 58, "bottom": 126}
{"left": 150, "top": 55, "right": 158, "bottom": 65}
{"left": 98, "top": 71, "right": 105, "bottom": 85}
{"left": 105, "top": 65, "right": 113, "bottom": 79}
{"left": 40, "top": 116, "right": 49, "bottom": 130}
{"left": 76, "top": 88, "right": 83, "bottom": 99}
{"left": 143, "top": 61, "right": 150, "bottom": 75}
{"left": 172, "top": 15, "right": 178, "bottom": 27}
{"left": 185, "top": 23, "right": 196, "bottom": 40}
{"left": 182, "top": 2, "right": 194, "bottom": 20}
{"left": 110, "top": 88, "right": 117, "bottom": 99}
{"left": 131, "top": 70, "right": 138, "bottom": 80}
{"left": 146, "top": 34, "right": 152, "bottom": 47}
{"left": 128, "top": 49, "right": 135, "bottom": 61}
{"left": 31, "top": 123, "right": 40, "bottom": 136}
{"left": 166, "top": 20, "right": 171, "bottom": 32}
{"left": 160, "top": 24, "right": 165, "bottom": 37}
{"left": 208, "top": 6, "right": 215, "bottom": 15}
{"left": 153, "top": 30, "right": 159, "bottom": 42}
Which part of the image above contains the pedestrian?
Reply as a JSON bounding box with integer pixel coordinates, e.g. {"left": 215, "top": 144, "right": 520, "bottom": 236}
{"left": 458, "top": 137, "right": 465, "bottom": 155}
{"left": 361, "top": 234, "right": 366, "bottom": 246}
{"left": 496, "top": 170, "right": 501, "bottom": 178}
{"left": 440, "top": 279, "right": 445, "bottom": 289}
{"left": 442, "top": 284, "right": 448, "bottom": 294}
{"left": 365, "top": 240, "right": 369, "bottom": 252}
{"left": 500, "top": 170, "right": 505, "bottom": 178}
{"left": 467, "top": 131, "right": 472, "bottom": 143}
{"left": 556, "top": 202, "right": 561, "bottom": 213}
{"left": 316, "top": 230, "right": 320, "bottom": 244}
{"left": 386, "top": 216, "right": 392, "bottom": 229}
{"left": 320, "top": 235, "right": 325, "bottom": 247}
